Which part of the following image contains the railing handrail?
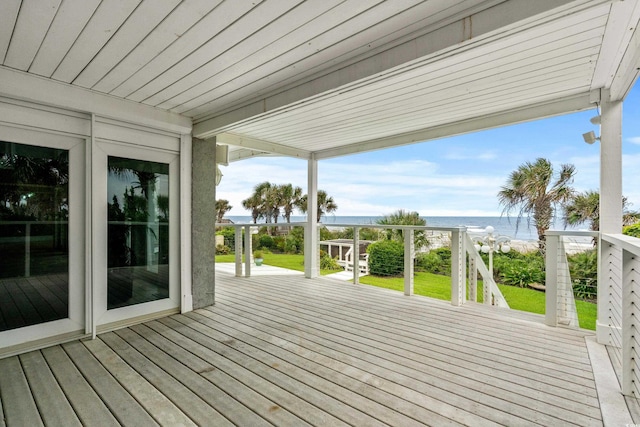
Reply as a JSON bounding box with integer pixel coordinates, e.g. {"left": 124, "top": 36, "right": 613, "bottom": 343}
{"left": 601, "top": 233, "right": 640, "bottom": 254}
{"left": 322, "top": 223, "right": 467, "bottom": 232}
{"left": 215, "top": 222, "right": 308, "bottom": 228}
{"left": 546, "top": 230, "right": 599, "bottom": 237}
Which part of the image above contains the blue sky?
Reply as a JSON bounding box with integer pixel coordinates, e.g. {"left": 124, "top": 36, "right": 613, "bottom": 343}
{"left": 218, "top": 83, "right": 640, "bottom": 217}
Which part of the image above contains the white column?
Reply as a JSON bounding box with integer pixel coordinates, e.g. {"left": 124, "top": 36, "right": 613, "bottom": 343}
{"left": 305, "top": 157, "right": 319, "bottom": 278}
{"left": 450, "top": 229, "right": 466, "bottom": 306}
{"left": 404, "top": 229, "right": 414, "bottom": 296}
{"left": 597, "top": 89, "right": 623, "bottom": 343}
{"left": 545, "top": 233, "right": 559, "bottom": 327}
{"left": 600, "top": 89, "right": 623, "bottom": 234}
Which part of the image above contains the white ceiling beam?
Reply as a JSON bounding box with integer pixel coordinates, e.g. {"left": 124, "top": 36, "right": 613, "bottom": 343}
{"left": 216, "top": 132, "right": 311, "bottom": 159}
{"left": 591, "top": 0, "right": 640, "bottom": 93}
{"left": 313, "top": 93, "right": 594, "bottom": 159}
{"left": 609, "top": 12, "right": 640, "bottom": 101}
{"left": 0, "top": 66, "right": 191, "bottom": 134}
{"left": 193, "top": 0, "right": 604, "bottom": 139}
{"left": 228, "top": 148, "right": 273, "bottom": 162}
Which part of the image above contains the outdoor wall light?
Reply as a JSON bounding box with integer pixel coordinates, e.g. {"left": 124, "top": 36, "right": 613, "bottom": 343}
{"left": 216, "top": 165, "right": 223, "bottom": 186}
{"left": 589, "top": 115, "right": 601, "bottom": 125}
{"left": 582, "top": 131, "right": 600, "bottom": 145}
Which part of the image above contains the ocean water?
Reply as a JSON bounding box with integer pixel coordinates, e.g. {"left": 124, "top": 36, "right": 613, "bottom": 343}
{"left": 225, "top": 215, "right": 584, "bottom": 241}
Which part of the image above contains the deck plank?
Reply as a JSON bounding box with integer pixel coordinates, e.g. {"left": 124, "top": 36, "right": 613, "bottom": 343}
{"left": 0, "top": 272, "right": 609, "bottom": 427}
{"left": 108, "top": 327, "right": 274, "bottom": 427}
{"left": 201, "top": 302, "right": 601, "bottom": 418}
{"left": 219, "top": 278, "right": 593, "bottom": 374}
{"left": 19, "top": 351, "right": 82, "bottom": 427}
{"left": 143, "top": 318, "right": 348, "bottom": 427}
{"left": 98, "top": 331, "right": 235, "bottom": 427}
{"left": 156, "top": 315, "right": 389, "bottom": 427}
{"left": 168, "top": 313, "right": 446, "bottom": 427}
{"left": 179, "top": 310, "right": 475, "bottom": 427}
{"left": 0, "top": 356, "right": 44, "bottom": 426}
{"left": 215, "top": 274, "right": 602, "bottom": 426}
{"left": 82, "top": 338, "right": 197, "bottom": 427}
{"left": 40, "top": 346, "right": 120, "bottom": 427}
{"left": 129, "top": 322, "right": 314, "bottom": 427}
{"left": 218, "top": 279, "right": 598, "bottom": 387}
{"left": 61, "top": 340, "right": 159, "bottom": 427}
{"left": 213, "top": 293, "right": 599, "bottom": 426}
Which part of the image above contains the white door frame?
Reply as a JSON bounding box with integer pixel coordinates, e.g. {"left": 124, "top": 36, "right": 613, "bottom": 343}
{"left": 92, "top": 140, "right": 180, "bottom": 331}
{"left": 0, "top": 125, "right": 86, "bottom": 348}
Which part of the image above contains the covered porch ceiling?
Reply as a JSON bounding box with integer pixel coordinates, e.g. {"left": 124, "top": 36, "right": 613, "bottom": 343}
{"left": 1, "top": 0, "right": 640, "bottom": 161}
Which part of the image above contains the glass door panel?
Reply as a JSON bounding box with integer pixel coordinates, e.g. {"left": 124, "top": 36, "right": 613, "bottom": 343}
{"left": 107, "top": 156, "right": 170, "bottom": 309}
{"left": 0, "top": 141, "right": 70, "bottom": 331}
{"left": 94, "top": 142, "right": 179, "bottom": 328}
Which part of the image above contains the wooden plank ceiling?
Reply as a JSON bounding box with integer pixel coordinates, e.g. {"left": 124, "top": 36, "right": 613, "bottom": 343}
{"left": 1, "top": 0, "right": 639, "bottom": 160}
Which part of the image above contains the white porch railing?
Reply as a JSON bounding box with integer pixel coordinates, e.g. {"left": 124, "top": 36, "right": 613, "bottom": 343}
{"left": 215, "top": 222, "right": 308, "bottom": 277}
{"left": 465, "top": 234, "right": 509, "bottom": 308}
{"left": 321, "top": 224, "right": 467, "bottom": 305}
{"left": 598, "top": 233, "right": 640, "bottom": 397}
{"left": 544, "top": 231, "right": 598, "bottom": 328}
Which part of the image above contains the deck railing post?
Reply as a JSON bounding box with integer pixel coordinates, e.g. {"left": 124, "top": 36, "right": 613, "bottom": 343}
{"left": 450, "top": 229, "right": 465, "bottom": 306}
{"left": 545, "top": 233, "right": 559, "bottom": 326}
{"left": 353, "top": 226, "right": 360, "bottom": 285}
{"left": 621, "top": 249, "right": 636, "bottom": 396}
{"left": 404, "top": 229, "right": 414, "bottom": 296}
{"left": 244, "top": 225, "right": 251, "bottom": 278}
{"left": 234, "top": 226, "right": 242, "bottom": 277}
{"left": 468, "top": 254, "right": 477, "bottom": 302}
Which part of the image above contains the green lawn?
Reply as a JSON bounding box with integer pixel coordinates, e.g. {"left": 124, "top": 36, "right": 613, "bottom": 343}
{"left": 215, "top": 253, "right": 340, "bottom": 276}
{"left": 215, "top": 253, "right": 597, "bottom": 330}
{"left": 360, "top": 272, "right": 597, "bottom": 330}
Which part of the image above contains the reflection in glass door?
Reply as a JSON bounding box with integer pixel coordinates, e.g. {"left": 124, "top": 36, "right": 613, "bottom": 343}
{"left": 0, "top": 141, "right": 70, "bottom": 331}
{"left": 107, "top": 156, "right": 169, "bottom": 310}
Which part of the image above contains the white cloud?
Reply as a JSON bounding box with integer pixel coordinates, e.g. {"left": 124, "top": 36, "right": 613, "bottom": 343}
{"left": 627, "top": 137, "right": 640, "bottom": 145}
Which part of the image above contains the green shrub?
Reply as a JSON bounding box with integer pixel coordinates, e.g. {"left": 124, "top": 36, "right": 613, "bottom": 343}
{"left": 284, "top": 226, "right": 304, "bottom": 254}
{"left": 320, "top": 253, "right": 342, "bottom": 271}
{"left": 623, "top": 222, "right": 640, "bottom": 238}
{"left": 500, "top": 258, "right": 545, "bottom": 287}
{"left": 258, "top": 234, "right": 275, "bottom": 250}
{"left": 273, "top": 236, "right": 286, "bottom": 252}
{"left": 416, "top": 247, "right": 451, "bottom": 275}
{"left": 215, "top": 244, "right": 231, "bottom": 255}
{"left": 367, "top": 240, "right": 404, "bottom": 276}
{"left": 568, "top": 249, "right": 598, "bottom": 300}
{"left": 216, "top": 226, "right": 236, "bottom": 248}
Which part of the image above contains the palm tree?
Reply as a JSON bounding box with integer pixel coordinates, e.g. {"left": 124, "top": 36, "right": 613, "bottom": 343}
{"left": 278, "top": 183, "right": 303, "bottom": 223}
{"left": 564, "top": 190, "right": 639, "bottom": 231}
{"left": 376, "top": 209, "right": 428, "bottom": 249}
{"left": 498, "top": 158, "right": 575, "bottom": 252}
{"left": 298, "top": 190, "right": 338, "bottom": 222}
{"left": 241, "top": 193, "right": 262, "bottom": 223}
{"left": 215, "top": 199, "right": 232, "bottom": 223}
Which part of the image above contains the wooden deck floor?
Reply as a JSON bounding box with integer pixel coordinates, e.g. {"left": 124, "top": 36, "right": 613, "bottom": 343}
{"left": 0, "top": 272, "right": 604, "bottom": 426}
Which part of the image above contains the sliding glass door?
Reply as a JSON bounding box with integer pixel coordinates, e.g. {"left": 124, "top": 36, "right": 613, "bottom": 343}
{"left": 93, "top": 142, "right": 179, "bottom": 328}
{"left": 0, "top": 129, "right": 85, "bottom": 347}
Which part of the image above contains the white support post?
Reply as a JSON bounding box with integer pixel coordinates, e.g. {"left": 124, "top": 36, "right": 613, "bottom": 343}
{"left": 404, "top": 229, "right": 414, "bottom": 296}
{"left": 621, "top": 249, "right": 636, "bottom": 396}
{"left": 600, "top": 89, "right": 623, "bottom": 235}
{"left": 468, "top": 255, "right": 477, "bottom": 302}
{"left": 450, "top": 229, "right": 465, "bottom": 306}
{"left": 234, "top": 226, "right": 242, "bottom": 277}
{"left": 305, "top": 158, "right": 319, "bottom": 278}
{"left": 353, "top": 227, "right": 360, "bottom": 285}
{"left": 244, "top": 225, "right": 251, "bottom": 278}
{"left": 545, "top": 233, "right": 559, "bottom": 327}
